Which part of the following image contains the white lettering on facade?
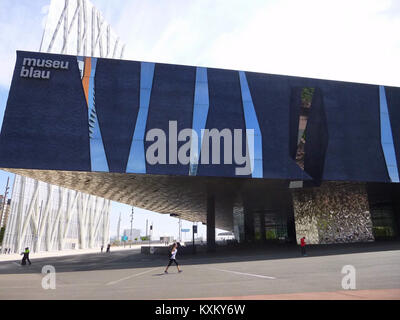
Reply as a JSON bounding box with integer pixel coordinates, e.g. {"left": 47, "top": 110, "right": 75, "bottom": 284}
{"left": 20, "top": 57, "right": 69, "bottom": 79}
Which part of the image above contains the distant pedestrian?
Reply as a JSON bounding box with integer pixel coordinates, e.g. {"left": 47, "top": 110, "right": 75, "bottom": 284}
{"left": 101, "top": 245, "right": 104, "bottom": 253}
{"left": 300, "top": 237, "right": 307, "bottom": 256}
{"left": 8, "top": 248, "right": 11, "bottom": 254}
{"left": 106, "top": 244, "right": 111, "bottom": 253}
{"left": 164, "top": 243, "right": 182, "bottom": 274}
{"left": 21, "top": 247, "right": 31, "bottom": 265}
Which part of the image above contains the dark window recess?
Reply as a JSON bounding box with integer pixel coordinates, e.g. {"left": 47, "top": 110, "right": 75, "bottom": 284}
{"left": 367, "top": 183, "right": 399, "bottom": 239}
{"left": 253, "top": 210, "right": 289, "bottom": 242}
{"left": 295, "top": 87, "right": 315, "bottom": 169}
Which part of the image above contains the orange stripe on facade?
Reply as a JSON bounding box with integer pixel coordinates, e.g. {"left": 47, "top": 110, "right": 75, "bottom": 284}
{"left": 81, "top": 57, "right": 91, "bottom": 106}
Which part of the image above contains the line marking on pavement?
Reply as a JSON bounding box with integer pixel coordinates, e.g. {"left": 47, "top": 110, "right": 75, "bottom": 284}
{"left": 106, "top": 268, "right": 159, "bottom": 286}
{"left": 207, "top": 267, "right": 276, "bottom": 280}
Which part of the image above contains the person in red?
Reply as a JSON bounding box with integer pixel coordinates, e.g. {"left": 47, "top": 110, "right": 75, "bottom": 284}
{"left": 300, "top": 237, "right": 307, "bottom": 256}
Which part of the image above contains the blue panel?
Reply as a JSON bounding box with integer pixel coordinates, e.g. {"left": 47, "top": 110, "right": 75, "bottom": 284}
{"left": 385, "top": 86, "right": 400, "bottom": 180}
{"left": 128, "top": 139, "right": 146, "bottom": 173}
{"left": 380, "top": 85, "right": 399, "bottom": 182}
{"left": 140, "top": 88, "right": 152, "bottom": 109}
{"left": 126, "top": 62, "right": 155, "bottom": 173}
{"left": 87, "top": 58, "right": 109, "bottom": 172}
{"left": 189, "top": 67, "right": 209, "bottom": 176}
{"left": 145, "top": 63, "right": 196, "bottom": 175}
{"left": 133, "top": 106, "right": 150, "bottom": 140}
{"left": 313, "top": 81, "right": 389, "bottom": 182}
{"left": 238, "top": 71, "right": 263, "bottom": 178}
{"left": 197, "top": 68, "right": 249, "bottom": 178}
{"left": 94, "top": 59, "right": 140, "bottom": 172}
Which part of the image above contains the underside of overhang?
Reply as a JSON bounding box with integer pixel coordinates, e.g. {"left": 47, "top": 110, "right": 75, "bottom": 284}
{"left": 3, "top": 168, "right": 244, "bottom": 231}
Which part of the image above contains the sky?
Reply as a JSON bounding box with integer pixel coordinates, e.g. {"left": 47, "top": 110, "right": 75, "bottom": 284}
{"left": 1, "top": 0, "right": 400, "bottom": 238}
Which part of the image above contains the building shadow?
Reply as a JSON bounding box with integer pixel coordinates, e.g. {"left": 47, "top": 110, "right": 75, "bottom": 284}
{"left": 0, "top": 241, "right": 399, "bottom": 275}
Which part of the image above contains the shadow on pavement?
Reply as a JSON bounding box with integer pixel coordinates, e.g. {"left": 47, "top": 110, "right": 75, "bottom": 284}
{"left": 0, "top": 241, "right": 399, "bottom": 275}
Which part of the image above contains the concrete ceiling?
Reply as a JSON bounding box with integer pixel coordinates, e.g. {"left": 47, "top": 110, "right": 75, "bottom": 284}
{"left": 3, "top": 168, "right": 242, "bottom": 231}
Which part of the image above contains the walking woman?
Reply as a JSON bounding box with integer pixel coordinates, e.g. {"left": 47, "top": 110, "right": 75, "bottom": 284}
{"left": 164, "top": 243, "right": 182, "bottom": 274}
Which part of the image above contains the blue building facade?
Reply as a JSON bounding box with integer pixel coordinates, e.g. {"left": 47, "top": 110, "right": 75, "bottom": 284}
{"left": 1, "top": 51, "right": 400, "bottom": 246}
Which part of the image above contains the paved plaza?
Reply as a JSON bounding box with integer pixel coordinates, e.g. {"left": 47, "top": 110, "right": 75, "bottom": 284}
{"left": 0, "top": 242, "right": 399, "bottom": 300}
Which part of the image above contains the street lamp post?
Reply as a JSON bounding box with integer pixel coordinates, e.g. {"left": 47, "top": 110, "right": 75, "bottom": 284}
{"left": 130, "top": 207, "right": 134, "bottom": 248}
{"left": 192, "top": 222, "right": 197, "bottom": 254}
{"left": 179, "top": 218, "right": 182, "bottom": 242}
{"left": 149, "top": 223, "right": 153, "bottom": 247}
{"left": 0, "top": 177, "right": 10, "bottom": 228}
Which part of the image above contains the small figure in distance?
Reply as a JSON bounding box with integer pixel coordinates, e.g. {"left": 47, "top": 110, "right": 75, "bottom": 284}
{"left": 21, "top": 247, "right": 32, "bottom": 265}
{"left": 106, "top": 243, "right": 111, "bottom": 253}
{"left": 164, "top": 242, "right": 182, "bottom": 274}
{"left": 101, "top": 245, "right": 104, "bottom": 253}
{"left": 300, "top": 237, "right": 307, "bottom": 256}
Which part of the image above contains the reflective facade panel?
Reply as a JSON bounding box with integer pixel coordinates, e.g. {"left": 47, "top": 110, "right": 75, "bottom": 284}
{"left": 238, "top": 71, "right": 263, "bottom": 178}
{"left": 380, "top": 85, "right": 399, "bottom": 182}
{"left": 126, "top": 62, "right": 155, "bottom": 173}
{"left": 41, "top": 0, "right": 125, "bottom": 58}
{"left": 189, "top": 67, "right": 209, "bottom": 176}
{"left": 78, "top": 56, "right": 109, "bottom": 172}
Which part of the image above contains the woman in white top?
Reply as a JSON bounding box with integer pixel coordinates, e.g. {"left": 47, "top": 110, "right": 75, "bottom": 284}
{"left": 164, "top": 242, "right": 182, "bottom": 274}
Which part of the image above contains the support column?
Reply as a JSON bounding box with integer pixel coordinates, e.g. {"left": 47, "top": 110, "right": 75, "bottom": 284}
{"left": 244, "top": 207, "right": 255, "bottom": 243}
{"left": 207, "top": 193, "right": 216, "bottom": 252}
{"left": 259, "top": 211, "right": 266, "bottom": 242}
{"left": 392, "top": 184, "right": 400, "bottom": 239}
{"left": 286, "top": 193, "right": 297, "bottom": 244}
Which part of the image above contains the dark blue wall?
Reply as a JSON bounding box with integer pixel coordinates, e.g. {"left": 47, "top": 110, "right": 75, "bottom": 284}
{"left": 145, "top": 63, "right": 195, "bottom": 176}
{"left": 318, "top": 81, "right": 389, "bottom": 182}
{"left": 95, "top": 58, "right": 140, "bottom": 172}
{"left": 197, "top": 68, "right": 249, "bottom": 178}
{"left": 0, "top": 50, "right": 397, "bottom": 183}
{"left": 0, "top": 51, "right": 90, "bottom": 171}
{"left": 385, "top": 86, "right": 400, "bottom": 180}
{"left": 246, "top": 72, "right": 310, "bottom": 180}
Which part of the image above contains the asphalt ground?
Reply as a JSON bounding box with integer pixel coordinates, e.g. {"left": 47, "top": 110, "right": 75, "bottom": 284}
{"left": 0, "top": 242, "right": 399, "bottom": 299}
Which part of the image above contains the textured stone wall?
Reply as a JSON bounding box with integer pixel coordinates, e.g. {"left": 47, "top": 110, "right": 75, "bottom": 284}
{"left": 292, "top": 182, "right": 374, "bottom": 244}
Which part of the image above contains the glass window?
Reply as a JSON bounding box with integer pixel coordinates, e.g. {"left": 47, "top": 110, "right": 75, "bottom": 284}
{"left": 238, "top": 71, "right": 263, "bottom": 178}
{"left": 189, "top": 67, "right": 209, "bottom": 176}
{"left": 82, "top": 57, "right": 109, "bottom": 172}
{"left": 379, "top": 85, "right": 399, "bottom": 182}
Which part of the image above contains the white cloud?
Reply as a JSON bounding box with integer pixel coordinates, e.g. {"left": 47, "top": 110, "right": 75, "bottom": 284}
{"left": 2, "top": 0, "right": 400, "bottom": 88}
{"left": 98, "top": 0, "right": 400, "bottom": 86}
